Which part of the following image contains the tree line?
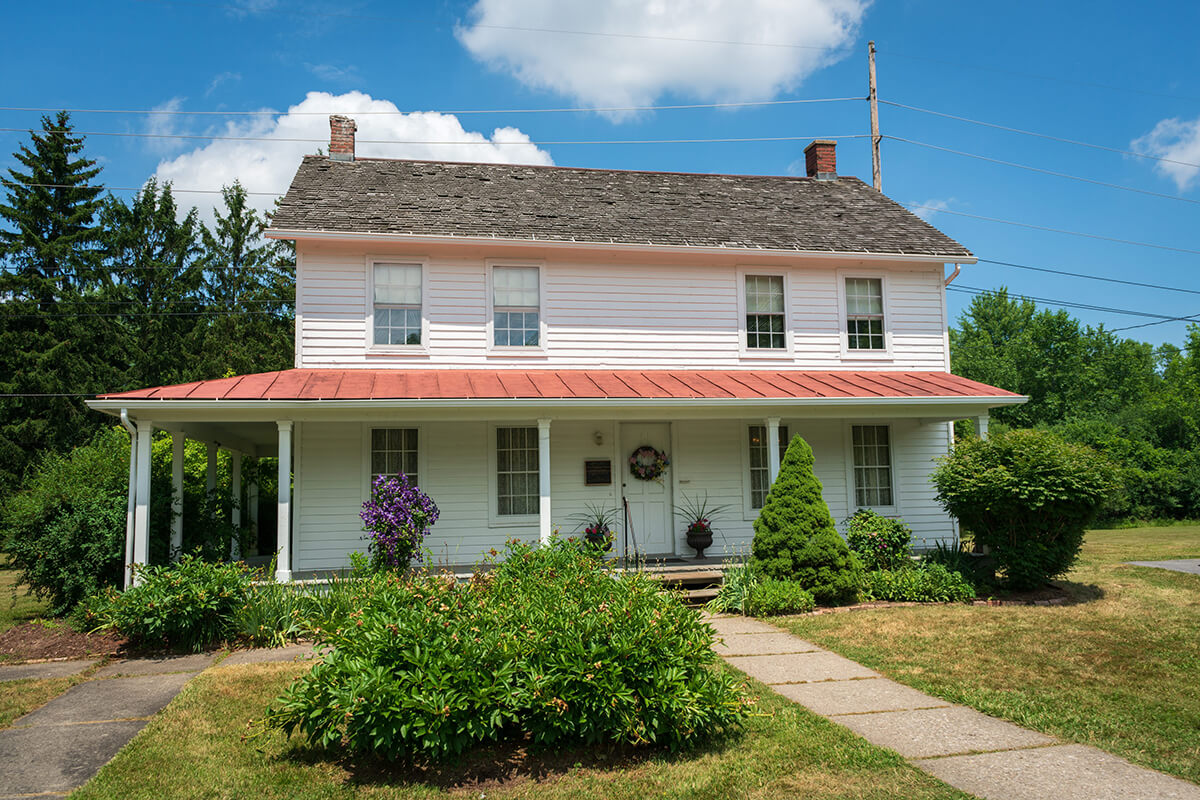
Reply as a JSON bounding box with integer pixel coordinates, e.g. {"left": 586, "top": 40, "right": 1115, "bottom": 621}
{"left": 951, "top": 289, "right": 1200, "bottom": 520}
{"left": 0, "top": 113, "right": 294, "bottom": 490}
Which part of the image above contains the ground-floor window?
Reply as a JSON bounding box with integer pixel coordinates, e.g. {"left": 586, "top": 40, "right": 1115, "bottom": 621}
{"left": 852, "top": 424, "right": 893, "bottom": 507}
{"left": 496, "top": 426, "right": 538, "bottom": 516}
{"left": 748, "top": 424, "right": 790, "bottom": 509}
{"left": 371, "top": 428, "right": 418, "bottom": 485}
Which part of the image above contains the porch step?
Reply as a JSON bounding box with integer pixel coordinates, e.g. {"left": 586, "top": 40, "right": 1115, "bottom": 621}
{"left": 683, "top": 587, "right": 721, "bottom": 607}
{"left": 653, "top": 569, "right": 725, "bottom": 590}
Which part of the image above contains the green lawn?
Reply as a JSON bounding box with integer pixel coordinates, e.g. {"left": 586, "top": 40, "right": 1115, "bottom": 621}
{"left": 72, "top": 662, "right": 972, "bottom": 800}
{"left": 774, "top": 525, "right": 1200, "bottom": 784}
{"left": 0, "top": 560, "right": 49, "bottom": 635}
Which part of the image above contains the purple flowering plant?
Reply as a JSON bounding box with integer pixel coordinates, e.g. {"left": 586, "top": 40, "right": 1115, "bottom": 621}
{"left": 360, "top": 474, "right": 440, "bottom": 571}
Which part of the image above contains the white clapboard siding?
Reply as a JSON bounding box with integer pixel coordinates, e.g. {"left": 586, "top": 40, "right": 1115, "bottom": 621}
{"left": 295, "top": 245, "right": 950, "bottom": 370}
{"left": 293, "top": 416, "right": 956, "bottom": 571}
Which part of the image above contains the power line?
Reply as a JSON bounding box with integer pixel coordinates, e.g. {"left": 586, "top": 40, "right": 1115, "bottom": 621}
{"left": 880, "top": 100, "right": 1200, "bottom": 170}
{"left": 908, "top": 205, "right": 1200, "bottom": 257}
{"left": 878, "top": 49, "right": 1200, "bottom": 104}
{"left": 1111, "top": 312, "right": 1200, "bottom": 332}
{"left": 1, "top": 310, "right": 288, "bottom": 318}
{"left": 976, "top": 258, "right": 1200, "bottom": 296}
{"left": 947, "top": 284, "right": 1191, "bottom": 322}
{"left": 0, "top": 126, "right": 871, "bottom": 147}
{"left": 889, "top": 136, "right": 1200, "bottom": 206}
{"left": 0, "top": 97, "right": 864, "bottom": 118}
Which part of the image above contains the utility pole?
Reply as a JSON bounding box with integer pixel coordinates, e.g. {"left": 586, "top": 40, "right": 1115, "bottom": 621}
{"left": 868, "top": 40, "right": 882, "bottom": 191}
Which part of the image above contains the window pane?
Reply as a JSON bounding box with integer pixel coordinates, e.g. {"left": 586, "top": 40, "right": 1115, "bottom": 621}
{"left": 851, "top": 425, "right": 893, "bottom": 509}
{"left": 496, "top": 426, "right": 539, "bottom": 516}
{"left": 374, "top": 264, "right": 422, "bottom": 305}
{"left": 493, "top": 266, "right": 539, "bottom": 307}
{"left": 370, "top": 427, "right": 419, "bottom": 487}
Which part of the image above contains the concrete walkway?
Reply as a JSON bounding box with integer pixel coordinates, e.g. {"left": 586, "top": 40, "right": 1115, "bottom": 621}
{"left": 1127, "top": 559, "right": 1200, "bottom": 576}
{"left": 0, "top": 645, "right": 314, "bottom": 799}
{"left": 708, "top": 615, "right": 1200, "bottom": 800}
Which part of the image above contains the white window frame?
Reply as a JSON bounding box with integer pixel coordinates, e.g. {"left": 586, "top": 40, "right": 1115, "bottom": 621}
{"left": 737, "top": 266, "right": 793, "bottom": 358}
{"left": 836, "top": 269, "right": 893, "bottom": 360}
{"left": 365, "top": 256, "right": 430, "bottom": 355}
{"left": 486, "top": 260, "right": 547, "bottom": 357}
{"left": 359, "top": 423, "right": 429, "bottom": 504}
{"left": 741, "top": 421, "right": 791, "bottom": 519}
{"left": 487, "top": 422, "right": 541, "bottom": 527}
{"left": 843, "top": 422, "right": 900, "bottom": 515}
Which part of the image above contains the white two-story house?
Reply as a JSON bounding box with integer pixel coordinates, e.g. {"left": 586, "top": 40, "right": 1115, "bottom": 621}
{"left": 90, "top": 115, "right": 1023, "bottom": 582}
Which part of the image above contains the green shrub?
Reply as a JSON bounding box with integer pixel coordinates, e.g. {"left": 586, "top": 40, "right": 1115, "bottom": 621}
{"left": 791, "top": 531, "right": 862, "bottom": 605}
{"left": 845, "top": 509, "right": 913, "bottom": 570}
{"left": 932, "top": 428, "right": 1119, "bottom": 589}
{"left": 262, "top": 538, "right": 750, "bottom": 762}
{"left": 751, "top": 435, "right": 840, "bottom": 580}
{"left": 705, "top": 557, "right": 759, "bottom": 616}
{"left": 88, "top": 554, "right": 251, "bottom": 651}
{"left": 860, "top": 563, "right": 976, "bottom": 603}
{"left": 749, "top": 579, "right": 815, "bottom": 616}
{"left": 1, "top": 427, "right": 172, "bottom": 614}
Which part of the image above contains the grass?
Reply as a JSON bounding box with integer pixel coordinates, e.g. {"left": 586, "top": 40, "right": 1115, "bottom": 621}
{"left": 0, "top": 559, "right": 50, "bottom": 635}
{"left": 0, "top": 676, "right": 75, "bottom": 728}
{"left": 773, "top": 525, "right": 1200, "bottom": 784}
{"left": 72, "top": 662, "right": 971, "bottom": 800}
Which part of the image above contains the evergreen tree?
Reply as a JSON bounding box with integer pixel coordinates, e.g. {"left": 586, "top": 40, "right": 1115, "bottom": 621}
{"left": 751, "top": 435, "right": 840, "bottom": 579}
{"left": 0, "top": 112, "right": 113, "bottom": 489}
{"left": 101, "top": 180, "right": 202, "bottom": 388}
{"left": 190, "top": 183, "right": 294, "bottom": 378}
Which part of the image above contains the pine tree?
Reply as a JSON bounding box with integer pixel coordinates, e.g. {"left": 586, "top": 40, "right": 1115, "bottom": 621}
{"left": 190, "top": 183, "right": 294, "bottom": 378}
{"left": 750, "top": 434, "right": 840, "bottom": 579}
{"left": 101, "top": 180, "right": 202, "bottom": 388}
{"left": 0, "top": 112, "right": 113, "bottom": 489}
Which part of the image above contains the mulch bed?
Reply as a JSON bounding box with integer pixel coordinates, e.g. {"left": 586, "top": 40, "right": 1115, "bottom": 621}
{"left": 808, "top": 582, "right": 1073, "bottom": 616}
{"left": 0, "top": 622, "right": 128, "bottom": 663}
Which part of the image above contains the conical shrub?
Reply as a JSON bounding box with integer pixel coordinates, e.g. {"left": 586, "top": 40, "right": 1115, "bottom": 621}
{"left": 751, "top": 435, "right": 860, "bottom": 604}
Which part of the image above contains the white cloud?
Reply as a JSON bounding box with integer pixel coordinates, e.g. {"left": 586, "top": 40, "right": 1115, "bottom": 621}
{"left": 909, "top": 198, "right": 953, "bottom": 222}
{"left": 145, "top": 97, "right": 188, "bottom": 155}
{"left": 456, "top": 0, "right": 868, "bottom": 116}
{"left": 1132, "top": 116, "right": 1200, "bottom": 192}
{"left": 151, "top": 90, "right": 553, "bottom": 222}
{"left": 205, "top": 72, "right": 241, "bottom": 97}
{"left": 305, "top": 63, "right": 360, "bottom": 84}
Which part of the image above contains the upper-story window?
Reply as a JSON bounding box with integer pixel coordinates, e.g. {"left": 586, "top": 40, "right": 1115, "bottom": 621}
{"left": 845, "top": 277, "right": 885, "bottom": 350}
{"left": 492, "top": 266, "right": 540, "bottom": 347}
{"left": 745, "top": 275, "right": 785, "bottom": 349}
{"left": 373, "top": 263, "right": 422, "bottom": 346}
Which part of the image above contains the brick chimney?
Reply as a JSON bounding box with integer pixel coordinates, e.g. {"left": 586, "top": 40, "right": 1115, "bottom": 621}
{"left": 804, "top": 139, "right": 836, "bottom": 180}
{"left": 329, "top": 115, "right": 357, "bottom": 162}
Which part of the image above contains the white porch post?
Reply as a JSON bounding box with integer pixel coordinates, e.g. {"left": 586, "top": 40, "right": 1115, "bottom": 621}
{"left": 248, "top": 465, "right": 260, "bottom": 548}
{"left": 206, "top": 442, "right": 218, "bottom": 498}
{"left": 974, "top": 415, "right": 990, "bottom": 440}
{"left": 170, "top": 432, "right": 185, "bottom": 561}
{"left": 275, "top": 422, "right": 293, "bottom": 582}
{"left": 132, "top": 420, "right": 154, "bottom": 586}
{"left": 766, "top": 416, "right": 782, "bottom": 485}
{"left": 230, "top": 450, "right": 242, "bottom": 560}
{"left": 537, "top": 418, "right": 552, "bottom": 544}
{"left": 122, "top": 412, "right": 137, "bottom": 590}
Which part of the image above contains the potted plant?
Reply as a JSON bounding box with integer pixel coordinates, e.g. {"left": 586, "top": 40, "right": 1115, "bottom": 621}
{"left": 674, "top": 492, "right": 731, "bottom": 558}
{"left": 568, "top": 503, "right": 618, "bottom": 552}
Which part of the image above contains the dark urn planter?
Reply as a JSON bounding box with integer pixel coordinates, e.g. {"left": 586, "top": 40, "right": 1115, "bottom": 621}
{"left": 686, "top": 525, "right": 714, "bottom": 558}
{"left": 585, "top": 529, "right": 613, "bottom": 552}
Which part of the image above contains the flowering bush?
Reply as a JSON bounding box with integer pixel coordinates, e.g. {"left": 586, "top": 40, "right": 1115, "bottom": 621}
{"left": 261, "top": 537, "right": 750, "bottom": 762}
{"left": 360, "top": 474, "right": 440, "bottom": 571}
{"left": 845, "top": 509, "right": 913, "bottom": 571}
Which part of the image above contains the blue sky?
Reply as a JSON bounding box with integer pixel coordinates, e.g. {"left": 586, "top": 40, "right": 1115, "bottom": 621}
{"left": 3, "top": 0, "right": 1198, "bottom": 347}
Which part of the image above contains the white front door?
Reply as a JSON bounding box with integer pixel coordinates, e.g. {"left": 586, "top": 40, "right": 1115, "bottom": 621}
{"left": 620, "top": 422, "right": 674, "bottom": 556}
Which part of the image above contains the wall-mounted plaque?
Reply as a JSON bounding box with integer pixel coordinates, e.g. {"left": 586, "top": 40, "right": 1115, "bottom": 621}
{"left": 584, "top": 459, "right": 612, "bottom": 486}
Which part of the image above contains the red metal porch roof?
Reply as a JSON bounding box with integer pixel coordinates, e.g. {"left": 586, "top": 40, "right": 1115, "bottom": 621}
{"left": 97, "top": 369, "right": 1019, "bottom": 402}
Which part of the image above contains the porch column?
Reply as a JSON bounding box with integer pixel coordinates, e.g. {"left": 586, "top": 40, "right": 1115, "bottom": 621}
{"left": 766, "top": 417, "right": 782, "bottom": 485}
{"left": 248, "top": 465, "right": 260, "bottom": 551}
{"left": 206, "top": 442, "right": 218, "bottom": 498}
{"left": 537, "top": 418, "right": 551, "bottom": 544}
{"left": 122, "top": 412, "right": 137, "bottom": 589}
{"left": 230, "top": 449, "right": 241, "bottom": 561}
{"left": 132, "top": 420, "right": 154, "bottom": 586}
{"left": 170, "top": 432, "right": 185, "bottom": 561}
{"left": 275, "top": 421, "right": 293, "bottom": 582}
{"left": 974, "top": 415, "right": 990, "bottom": 440}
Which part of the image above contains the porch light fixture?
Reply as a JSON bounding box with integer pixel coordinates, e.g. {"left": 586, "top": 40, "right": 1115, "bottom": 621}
{"left": 593, "top": 430, "right": 604, "bottom": 446}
